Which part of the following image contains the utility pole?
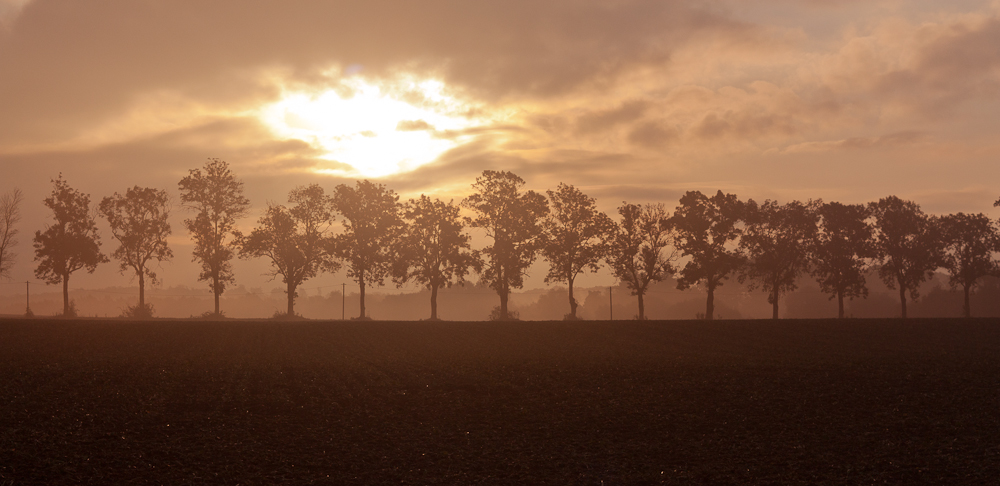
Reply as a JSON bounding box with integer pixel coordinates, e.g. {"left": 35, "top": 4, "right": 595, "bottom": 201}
{"left": 25, "top": 281, "right": 30, "bottom": 316}
{"left": 341, "top": 283, "right": 346, "bottom": 320}
{"left": 609, "top": 286, "right": 613, "bottom": 321}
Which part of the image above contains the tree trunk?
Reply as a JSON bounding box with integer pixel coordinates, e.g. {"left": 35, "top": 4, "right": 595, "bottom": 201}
{"left": 498, "top": 265, "right": 509, "bottom": 320}
{"left": 772, "top": 292, "right": 779, "bottom": 320}
{"left": 706, "top": 285, "right": 715, "bottom": 321}
{"left": 138, "top": 271, "right": 145, "bottom": 309}
{"left": 213, "top": 274, "right": 221, "bottom": 315}
{"left": 359, "top": 279, "right": 366, "bottom": 319}
{"left": 430, "top": 284, "right": 439, "bottom": 320}
{"left": 637, "top": 291, "right": 646, "bottom": 320}
{"left": 568, "top": 277, "right": 577, "bottom": 319}
{"left": 63, "top": 272, "right": 69, "bottom": 316}
{"left": 963, "top": 283, "right": 971, "bottom": 318}
{"left": 837, "top": 291, "right": 845, "bottom": 319}
{"left": 899, "top": 285, "right": 907, "bottom": 319}
{"left": 286, "top": 281, "right": 295, "bottom": 316}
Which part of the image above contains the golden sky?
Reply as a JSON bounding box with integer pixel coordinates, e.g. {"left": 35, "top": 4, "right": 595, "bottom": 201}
{"left": 2, "top": 0, "right": 999, "bottom": 293}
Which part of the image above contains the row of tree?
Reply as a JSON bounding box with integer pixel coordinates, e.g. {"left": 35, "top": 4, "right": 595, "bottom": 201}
{"left": 4, "top": 159, "right": 1000, "bottom": 320}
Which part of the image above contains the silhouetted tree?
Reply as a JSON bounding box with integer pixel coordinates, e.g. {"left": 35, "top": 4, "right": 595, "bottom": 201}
{"left": 739, "top": 200, "right": 817, "bottom": 319}
{"left": 462, "top": 170, "right": 548, "bottom": 320}
{"left": 237, "top": 185, "right": 337, "bottom": 317}
{"left": 33, "top": 176, "right": 107, "bottom": 316}
{"left": 810, "top": 201, "right": 874, "bottom": 318}
{"left": 178, "top": 158, "right": 252, "bottom": 316}
{"left": 0, "top": 188, "right": 23, "bottom": 280}
{"left": 869, "top": 196, "right": 942, "bottom": 318}
{"left": 331, "top": 180, "right": 403, "bottom": 320}
{"left": 99, "top": 186, "right": 172, "bottom": 317}
{"left": 541, "top": 183, "right": 615, "bottom": 320}
{"left": 671, "top": 190, "right": 745, "bottom": 320}
{"left": 607, "top": 203, "right": 674, "bottom": 320}
{"left": 937, "top": 212, "right": 1000, "bottom": 318}
{"left": 393, "top": 195, "right": 480, "bottom": 320}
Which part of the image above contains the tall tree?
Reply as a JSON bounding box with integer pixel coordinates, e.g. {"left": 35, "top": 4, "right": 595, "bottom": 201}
{"left": 0, "top": 188, "right": 23, "bottom": 280}
{"left": 810, "top": 201, "right": 874, "bottom": 318}
{"left": 331, "top": 180, "right": 404, "bottom": 320}
{"left": 237, "top": 184, "right": 337, "bottom": 317}
{"left": 33, "top": 176, "right": 107, "bottom": 316}
{"left": 541, "top": 183, "right": 615, "bottom": 320}
{"left": 738, "top": 199, "right": 818, "bottom": 319}
{"left": 671, "top": 190, "right": 745, "bottom": 320}
{"left": 462, "top": 170, "right": 548, "bottom": 320}
{"left": 393, "top": 195, "right": 480, "bottom": 320}
{"left": 99, "top": 186, "right": 172, "bottom": 317}
{"left": 607, "top": 203, "right": 674, "bottom": 320}
{"left": 178, "top": 158, "right": 252, "bottom": 316}
{"left": 869, "top": 196, "right": 942, "bottom": 318}
{"left": 937, "top": 212, "right": 1000, "bottom": 318}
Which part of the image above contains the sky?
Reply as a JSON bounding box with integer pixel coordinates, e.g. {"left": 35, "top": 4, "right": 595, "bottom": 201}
{"left": 1, "top": 0, "right": 1000, "bottom": 298}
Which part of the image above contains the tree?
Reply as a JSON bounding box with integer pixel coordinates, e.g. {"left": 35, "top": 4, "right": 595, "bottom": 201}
{"left": 33, "top": 176, "right": 107, "bottom": 316}
{"left": 607, "top": 203, "right": 674, "bottom": 320}
{"left": 330, "top": 180, "right": 404, "bottom": 320}
{"left": 462, "top": 170, "right": 548, "bottom": 320}
{"left": 541, "top": 183, "right": 615, "bottom": 320}
{"left": 99, "top": 186, "right": 172, "bottom": 317}
{"left": 810, "top": 201, "right": 873, "bottom": 318}
{"left": 393, "top": 195, "right": 480, "bottom": 320}
{"left": 0, "top": 188, "right": 23, "bottom": 280}
{"left": 937, "top": 212, "right": 1000, "bottom": 318}
{"left": 671, "top": 190, "right": 745, "bottom": 320}
{"left": 237, "top": 184, "right": 337, "bottom": 317}
{"left": 869, "top": 196, "right": 942, "bottom": 318}
{"left": 738, "top": 200, "right": 817, "bottom": 319}
{"left": 178, "top": 158, "right": 252, "bottom": 316}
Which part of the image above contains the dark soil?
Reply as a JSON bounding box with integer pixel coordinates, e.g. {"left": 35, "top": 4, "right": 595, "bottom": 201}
{"left": 1, "top": 318, "right": 998, "bottom": 484}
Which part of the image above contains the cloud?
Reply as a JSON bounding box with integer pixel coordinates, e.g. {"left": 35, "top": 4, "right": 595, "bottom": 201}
{"left": 777, "top": 130, "right": 927, "bottom": 154}
{"left": 575, "top": 100, "right": 650, "bottom": 134}
{"left": 395, "top": 119, "right": 435, "bottom": 132}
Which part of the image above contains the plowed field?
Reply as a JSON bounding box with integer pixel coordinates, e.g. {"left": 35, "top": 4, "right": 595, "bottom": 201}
{"left": 2, "top": 318, "right": 998, "bottom": 484}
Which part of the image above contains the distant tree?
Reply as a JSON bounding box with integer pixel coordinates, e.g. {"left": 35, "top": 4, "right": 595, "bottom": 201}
{"left": 671, "top": 190, "right": 745, "bottom": 320}
{"left": 178, "top": 158, "right": 252, "bottom": 316}
{"left": 33, "top": 175, "right": 108, "bottom": 316}
{"left": 607, "top": 202, "right": 674, "bottom": 320}
{"left": 937, "top": 212, "right": 1000, "bottom": 318}
{"left": 393, "top": 195, "right": 480, "bottom": 320}
{"left": 462, "top": 170, "right": 548, "bottom": 320}
{"left": 738, "top": 200, "right": 818, "bottom": 319}
{"left": 99, "top": 186, "right": 172, "bottom": 317}
{"left": 237, "top": 184, "right": 337, "bottom": 317}
{"left": 869, "top": 196, "right": 942, "bottom": 318}
{"left": 810, "top": 201, "right": 874, "bottom": 318}
{"left": 0, "top": 188, "right": 23, "bottom": 280}
{"left": 541, "top": 183, "right": 615, "bottom": 320}
{"left": 331, "top": 180, "right": 404, "bottom": 320}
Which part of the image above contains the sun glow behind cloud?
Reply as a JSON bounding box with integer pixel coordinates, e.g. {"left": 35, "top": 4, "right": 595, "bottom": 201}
{"left": 259, "top": 78, "right": 480, "bottom": 178}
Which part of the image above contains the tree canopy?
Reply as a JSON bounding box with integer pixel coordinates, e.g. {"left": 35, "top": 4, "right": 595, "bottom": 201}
{"left": 178, "top": 158, "right": 251, "bottom": 316}
{"left": 331, "top": 180, "right": 404, "bottom": 320}
{"left": 238, "top": 184, "right": 337, "bottom": 317}
{"left": 0, "top": 188, "right": 23, "bottom": 281}
{"left": 938, "top": 212, "right": 1000, "bottom": 317}
{"left": 810, "top": 201, "right": 873, "bottom": 318}
{"left": 99, "top": 186, "right": 172, "bottom": 317}
{"left": 462, "top": 170, "right": 549, "bottom": 320}
{"left": 33, "top": 175, "right": 107, "bottom": 316}
{"left": 607, "top": 202, "right": 674, "bottom": 320}
{"left": 672, "top": 190, "right": 745, "bottom": 320}
{"left": 541, "top": 183, "right": 614, "bottom": 320}
{"left": 869, "top": 196, "right": 942, "bottom": 319}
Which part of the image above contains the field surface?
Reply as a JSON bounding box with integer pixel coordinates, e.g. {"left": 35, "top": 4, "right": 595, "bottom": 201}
{"left": 1, "top": 318, "right": 999, "bottom": 484}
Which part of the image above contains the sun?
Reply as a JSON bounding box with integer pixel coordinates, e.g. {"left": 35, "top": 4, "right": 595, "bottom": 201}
{"left": 259, "top": 77, "right": 480, "bottom": 178}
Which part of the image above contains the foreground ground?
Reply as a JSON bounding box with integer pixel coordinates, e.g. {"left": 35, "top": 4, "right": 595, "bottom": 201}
{"left": 1, "top": 318, "right": 998, "bottom": 484}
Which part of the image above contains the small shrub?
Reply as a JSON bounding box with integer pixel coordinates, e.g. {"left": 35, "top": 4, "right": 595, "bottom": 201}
{"left": 488, "top": 306, "right": 519, "bottom": 321}
{"left": 563, "top": 313, "right": 582, "bottom": 321}
{"left": 64, "top": 300, "right": 78, "bottom": 318}
{"left": 351, "top": 315, "right": 373, "bottom": 321}
{"left": 24, "top": 307, "right": 34, "bottom": 318}
{"left": 121, "top": 303, "right": 155, "bottom": 319}
{"left": 200, "top": 310, "right": 226, "bottom": 320}
{"left": 695, "top": 312, "right": 705, "bottom": 320}
{"left": 271, "top": 310, "right": 305, "bottom": 320}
